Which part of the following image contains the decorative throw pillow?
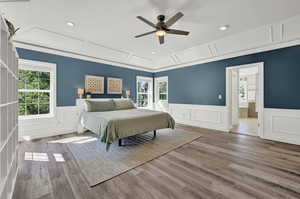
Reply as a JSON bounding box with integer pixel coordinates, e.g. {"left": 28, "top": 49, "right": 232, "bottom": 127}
{"left": 84, "top": 100, "right": 115, "bottom": 112}
{"left": 113, "top": 99, "right": 136, "bottom": 110}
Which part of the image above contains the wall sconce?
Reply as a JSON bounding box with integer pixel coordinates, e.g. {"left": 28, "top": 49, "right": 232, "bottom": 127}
{"left": 77, "top": 88, "right": 84, "bottom": 98}
{"left": 125, "top": 89, "right": 130, "bottom": 99}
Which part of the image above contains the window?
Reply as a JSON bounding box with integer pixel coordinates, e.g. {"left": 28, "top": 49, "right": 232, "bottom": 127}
{"left": 18, "top": 59, "right": 56, "bottom": 119}
{"left": 136, "top": 76, "right": 153, "bottom": 108}
{"left": 156, "top": 77, "right": 168, "bottom": 101}
{"left": 239, "top": 76, "right": 248, "bottom": 104}
{"left": 239, "top": 74, "right": 257, "bottom": 106}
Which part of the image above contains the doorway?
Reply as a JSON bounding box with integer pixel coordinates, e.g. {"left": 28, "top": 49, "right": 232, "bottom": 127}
{"left": 154, "top": 76, "right": 169, "bottom": 112}
{"left": 136, "top": 76, "right": 153, "bottom": 109}
{"left": 226, "top": 63, "right": 264, "bottom": 137}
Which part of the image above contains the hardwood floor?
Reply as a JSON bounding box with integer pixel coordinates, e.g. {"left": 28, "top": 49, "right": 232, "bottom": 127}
{"left": 13, "top": 125, "right": 300, "bottom": 199}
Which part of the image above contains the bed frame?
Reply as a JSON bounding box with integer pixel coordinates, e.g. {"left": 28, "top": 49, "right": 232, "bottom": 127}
{"left": 118, "top": 130, "right": 157, "bottom": 146}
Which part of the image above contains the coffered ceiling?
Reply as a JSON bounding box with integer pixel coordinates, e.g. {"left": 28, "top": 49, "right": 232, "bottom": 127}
{"left": 1, "top": 0, "right": 300, "bottom": 71}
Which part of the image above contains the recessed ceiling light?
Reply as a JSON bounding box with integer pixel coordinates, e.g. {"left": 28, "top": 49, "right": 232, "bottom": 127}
{"left": 219, "top": 25, "right": 229, "bottom": 31}
{"left": 66, "top": 21, "right": 75, "bottom": 27}
{"left": 151, "top": 52, "right": 156, "bottom": 54}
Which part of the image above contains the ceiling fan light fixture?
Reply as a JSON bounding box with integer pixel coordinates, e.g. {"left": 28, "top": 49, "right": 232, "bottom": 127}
{"left": 156, "top": 30, "right": 166, "bottom": 36}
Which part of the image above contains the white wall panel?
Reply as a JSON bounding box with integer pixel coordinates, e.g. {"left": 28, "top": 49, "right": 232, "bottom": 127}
{"left": 169, "top": 104, "right": 228, "bottom": 132}
{"left": 264, "top": 108, "right": 300, "bottom": 145}
{"left": 19, "top": 106, "right": 80, "bottom": 141}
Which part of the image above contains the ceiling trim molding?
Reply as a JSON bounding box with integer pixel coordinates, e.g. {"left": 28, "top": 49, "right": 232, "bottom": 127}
{"left": 154, "top": 38, "right": 300, "bottom": 72}
{"left": 14, "top": 40, "right": 154, "bottom": 72}
{"left": 13, "top": 14, "right": 300, "bottom": 73}
{"left": 15, "top": 38, "right": 300, "bottom": 74}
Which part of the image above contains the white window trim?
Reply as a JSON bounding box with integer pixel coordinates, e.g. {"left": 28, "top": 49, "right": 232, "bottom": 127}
{"left": 136, "top": 76, "right": 153, "bottom": 109}
{"left": 18, "top": 59, "right": 57, "bottom": 120}
{"left": 155, "top": 76, "right": 168, "bottom": 103}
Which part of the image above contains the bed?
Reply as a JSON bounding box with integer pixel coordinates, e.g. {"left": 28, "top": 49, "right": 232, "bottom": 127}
{"left": 77, "top": 99, "right": 175, "bottom": 150}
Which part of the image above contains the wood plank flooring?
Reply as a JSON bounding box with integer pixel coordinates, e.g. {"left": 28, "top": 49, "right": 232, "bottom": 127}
{"left": 13, "top": 125, "right": 300, "bottom": 199}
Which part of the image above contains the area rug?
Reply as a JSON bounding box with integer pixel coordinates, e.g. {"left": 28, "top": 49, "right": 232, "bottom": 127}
{"left": 67, "top": 128, "right": 201, "bottom": 187}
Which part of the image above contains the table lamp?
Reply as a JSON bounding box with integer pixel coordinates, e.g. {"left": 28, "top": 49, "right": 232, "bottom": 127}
{"left": 77, "top": 88, "right": 84, "bottom": 98}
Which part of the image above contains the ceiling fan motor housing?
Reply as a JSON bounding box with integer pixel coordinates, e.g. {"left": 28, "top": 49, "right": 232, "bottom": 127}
{"left": 157, "top": 15, "right": 165, "bottom": 22}
{"left": 157, "top": 15, "right": 167, "bottom": 30}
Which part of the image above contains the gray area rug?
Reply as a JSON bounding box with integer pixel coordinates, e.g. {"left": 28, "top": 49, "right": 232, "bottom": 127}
{"left": 67, "top": 128, "right": 202, "bottom": 187}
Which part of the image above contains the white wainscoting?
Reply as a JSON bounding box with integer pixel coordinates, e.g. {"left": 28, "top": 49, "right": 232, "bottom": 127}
{"left": 168, "top": 104, "right": 229, "bottom": 132}
{"left": 263, "top": 108, "right": 300, "bottom": 145}
{"left": 164, "top": 104, "right": 300, "bottom": 145}
{"left": 18, "top": 105, "right": 300, "bottom": 146}
{"left": 18, "top": 106, "right": 80, "bottom": 141}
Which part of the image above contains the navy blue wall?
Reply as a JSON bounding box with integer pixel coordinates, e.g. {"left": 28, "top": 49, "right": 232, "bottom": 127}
{"left": 17, "top": 48, "right": 153, "bottom": 106}
{"left": 155, "top": 45, "right": 300, "bottom": 109}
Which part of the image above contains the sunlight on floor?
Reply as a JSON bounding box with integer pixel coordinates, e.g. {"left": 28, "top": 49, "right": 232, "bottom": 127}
{"left": 53, "top": 153, "right": 65, "bottom": 162}
{"left": 48, "top": 136, "right": 95, "bottom": 144}
{"left": 24, "top": 152, "right": 66, "bottom": 162}
{"left": 25, "top": 152, "right": 49, "bottom": 162}
{"left": 231, "top": 118, "right": 258, "bottom": 136}
{"left": 74, "top": 137, "right": 98, "bottom": 144}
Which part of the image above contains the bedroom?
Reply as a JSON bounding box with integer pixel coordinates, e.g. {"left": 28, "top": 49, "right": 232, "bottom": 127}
{"left": 0, "top": 0, "right": 300, "bottom": 199}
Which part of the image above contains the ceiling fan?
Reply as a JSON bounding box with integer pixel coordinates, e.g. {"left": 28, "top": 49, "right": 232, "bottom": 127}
{"left": 135, "top": 12, "right": 189, "bottom": 44}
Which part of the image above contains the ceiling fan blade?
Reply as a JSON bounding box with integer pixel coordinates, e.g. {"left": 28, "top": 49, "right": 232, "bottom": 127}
{"left": 136, "top": 16, "right": 157, "bottom": 29}
{"left": 135, "top": 30, "right": 157, "bottom": 38}
{"left": 159, "top": 35, "right": 164, "bottom": 44}
{"left": 167, "top": 29, "right": 189, "bottom": 35}
{"left": 165, "top": 12, "right": 184, "bottom": 27}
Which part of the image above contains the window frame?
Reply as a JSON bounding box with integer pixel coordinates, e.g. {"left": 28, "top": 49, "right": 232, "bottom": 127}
{"left": 155, "top": 76, "right": 168, "bottom": 103}
{"left": 239, "top": 74, "right": 257, "bottom": 107}
{"left": 136, "top": 76, "right": 153, "bottom": 109}
{"left": 18, "top": 59, "right": 57, "bottom": 120}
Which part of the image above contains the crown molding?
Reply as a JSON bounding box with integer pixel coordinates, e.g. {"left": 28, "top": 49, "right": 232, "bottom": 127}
{"left": 15, "top": 38, "right": 300, "bottom": 74}
{"left": 154, "top": 38, "right": 300, "bottom": 72}
{"left": 154, "top": 14, "right": 300, "bottom": 72}
{"left": 14, "top": 14, "right": 300, "bottom": 73}
{"left": 14, "top": 41, "right": 154, "bottom": 72}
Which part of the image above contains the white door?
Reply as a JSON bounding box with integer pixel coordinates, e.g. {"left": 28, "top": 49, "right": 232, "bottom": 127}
{"left": 231, "top": 70, "right": 239, "bottom": 126}
{"left": 136, "top": 76, "right": 153, "bottom": 109}
{"left": 154, "top": 76, "right": 169, "bottom": 112}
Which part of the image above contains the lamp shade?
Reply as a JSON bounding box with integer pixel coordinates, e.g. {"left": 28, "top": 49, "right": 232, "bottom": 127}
{"left": 77, "top": 88, "right": 84, "bottom": 95}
